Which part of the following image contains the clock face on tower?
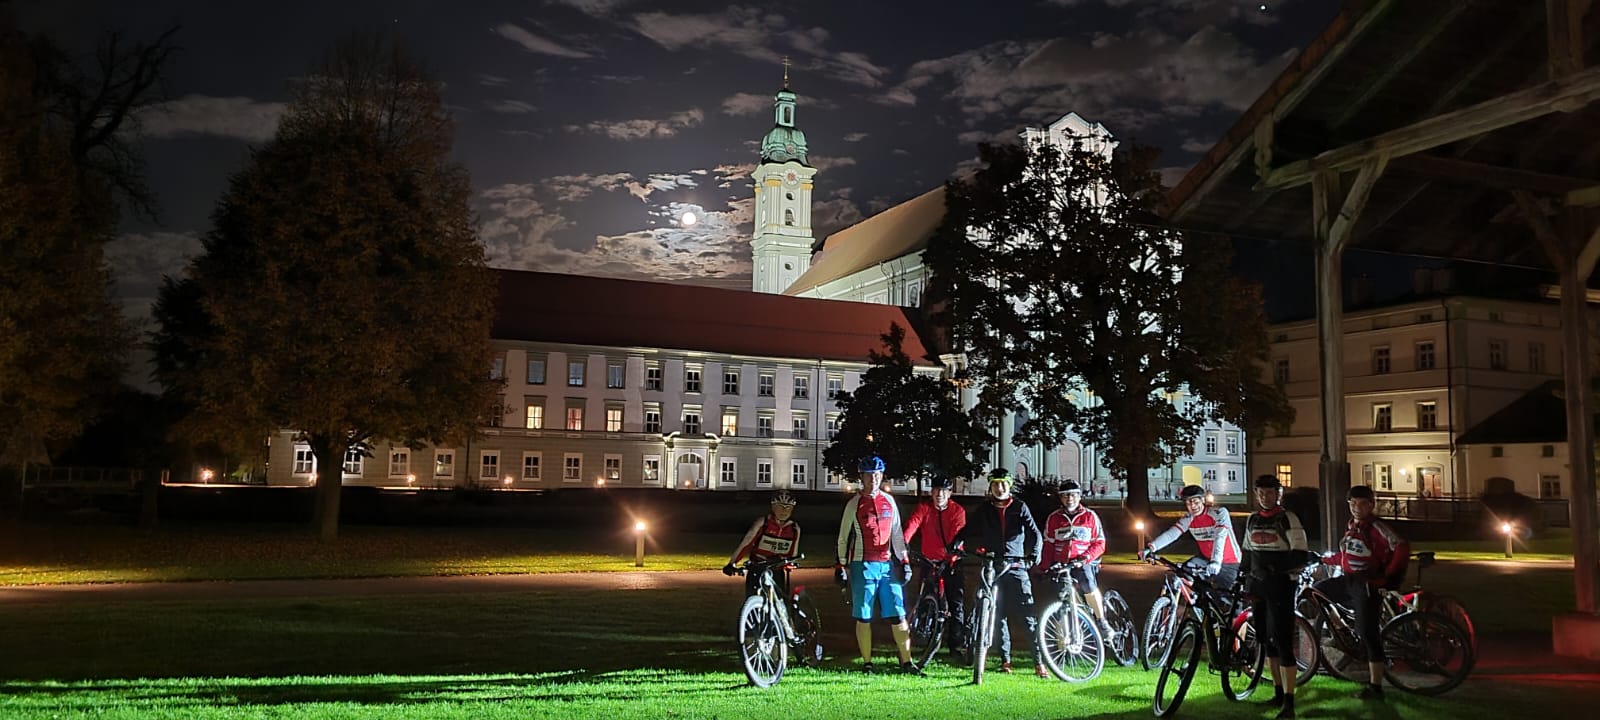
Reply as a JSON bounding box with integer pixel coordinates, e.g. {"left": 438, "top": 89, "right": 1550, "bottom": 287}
{"left": 783, "top": 170, "right": 798, "bottom": 186}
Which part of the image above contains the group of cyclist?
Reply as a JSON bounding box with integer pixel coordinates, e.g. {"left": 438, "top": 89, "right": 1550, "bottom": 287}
{"left": 722, "top": 454, "right": 1411, "bottom": 710}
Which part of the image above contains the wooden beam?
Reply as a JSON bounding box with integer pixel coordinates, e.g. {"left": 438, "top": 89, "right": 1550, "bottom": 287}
{"left": 1427, "top": 6, "right": 1547, "bottom": 117}
{"left": 1548, "top": 0, "right": 1590, "bottom": 79}
{"left": 1576, "top": 211, "right": 1600, "bottom": 276}
{"left": 1262, "top": 66, "right": 1600, "bottom": 189}
{"left": 1570, "top": 185, "right": 1600, "bottom": 206}
{"left": 1330, "top": 156, "right": 1389, "bottom": 245}
{"left": 1253, "top": 116, "right": 1275, "bottom": 181}
{"left": 1329, "top": 2, "right": 1471, "bottom": 130}
{"left": 1390, "top": 154, "right": 1600, "bottom": 194}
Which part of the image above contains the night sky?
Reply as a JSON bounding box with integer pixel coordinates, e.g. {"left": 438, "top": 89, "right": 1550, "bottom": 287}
{"left": 17, "top": 0, "right": 1344, "bottom": 326}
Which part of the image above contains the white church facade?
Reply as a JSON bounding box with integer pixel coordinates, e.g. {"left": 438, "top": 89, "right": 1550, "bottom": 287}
{"left": 754, "top": 104, "right": 1250, "bottom": 496}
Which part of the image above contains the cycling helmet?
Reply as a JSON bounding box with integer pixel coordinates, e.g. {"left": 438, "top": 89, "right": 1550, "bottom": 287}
{"left": 988, "top": 467, "right": 1011, "bottom": 480}
{"left": 1178, "top": 484, "right": 1205, "bottom": 500}
{"left": 858, "top": 455, "right": 886, "bottom": 473}
{"left": 988, "top": 474, "right": 1014, "bottom": 497}
{"left": 771, "top": 490, "right": 797, "bottom": 507}
{"left": 1348, "top": 484, "right": 1375, "bottom": 501}
{"left": 1253, "top": 474, "right": 1282, "bottom": 490}
{"left": 929, "top": 477, "right": 953, "bottom": 491}
{"left": 1057, "top": 481, "right": 1083, "bottom": 496}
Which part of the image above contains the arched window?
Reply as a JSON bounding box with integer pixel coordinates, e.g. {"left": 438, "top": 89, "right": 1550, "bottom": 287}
{"left": 784, "top": 209, "right": 794, "bottom": 225}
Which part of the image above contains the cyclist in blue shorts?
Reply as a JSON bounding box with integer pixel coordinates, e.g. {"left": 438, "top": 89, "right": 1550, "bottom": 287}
{"left": 837, "top": 455, "right": 917, "bottom": 674}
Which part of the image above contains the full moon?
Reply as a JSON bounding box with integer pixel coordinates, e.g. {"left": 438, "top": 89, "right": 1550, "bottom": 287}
{"left": 680, "top": 211, "right": 698, "bottom": 227}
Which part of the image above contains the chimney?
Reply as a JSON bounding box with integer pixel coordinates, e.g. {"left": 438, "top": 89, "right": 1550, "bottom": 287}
{"left": 1348, "top": 274, "right": 1376, "bottom": 308}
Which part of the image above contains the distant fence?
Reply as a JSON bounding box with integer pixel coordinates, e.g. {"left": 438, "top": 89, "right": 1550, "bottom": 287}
{"left": 1376, "top": 494, "right": 1578, "bottom": 528}
{"left": 22, "top": 466, "right": 143, "bottom": 491}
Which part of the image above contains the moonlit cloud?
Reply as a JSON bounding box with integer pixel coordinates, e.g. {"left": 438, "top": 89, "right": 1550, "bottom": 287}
{"left": 492, "top": 22, "right": 593, "bottom": 58}
{"left": 565, "top": 108, "right": 704, "bottom": 140}
{"left": 135, "top": 95, "right": 285, "bottom": 142}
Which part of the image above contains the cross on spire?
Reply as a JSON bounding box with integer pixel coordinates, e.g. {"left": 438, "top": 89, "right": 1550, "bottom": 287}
{"left": 782, "top": 56, "right": 790, "bottom": 88}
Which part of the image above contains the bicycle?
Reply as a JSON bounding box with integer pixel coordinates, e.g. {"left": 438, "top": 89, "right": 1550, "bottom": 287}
{"left": 907, "top": 550, "right": 966, "bottom": 669}
{"left": 1230, "top": 580, "right": 1321, "bottom": 688}
{"left": 963, "top": 551, "right": 1030, "bottom": 685}
{"left": 734, "top": 554, "right": 822, "bottom": 688}
{"left": 1035, "top": 559, "right": 1106, "bottom": 682}
{"left": 1145, "top": 553, "right": 1265, "bottom": 717}
{"left": 1295, "top": 554, "right": 1473, "bottom": 696}
{"left": 1141, "top": 556, "right": 1220, "bottom": 671}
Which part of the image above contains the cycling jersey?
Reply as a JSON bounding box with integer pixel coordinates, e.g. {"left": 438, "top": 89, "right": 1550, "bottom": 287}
{"left": 1240, "top": 506, "right": 1309, "bottom": 576}
{"left": 1150, "top": 505, "right": 1241, "bottom": 565}
{"left": 962, "top": 496, "right": 1041, "bottom": 565}
{"left": 903, "top": 501, "right": 966, "bottom": 562}
{"left": 729, "top": 515, "right": 801, "bottom": 565}
{"left": 1327, "top": 515, "right": 1409, "bottom": 587}
{"left": 837, "top": 489, "right": 907, "bottom": 563}
{"left": 1037, "top": 505, "right": 1105, "bottom": 570}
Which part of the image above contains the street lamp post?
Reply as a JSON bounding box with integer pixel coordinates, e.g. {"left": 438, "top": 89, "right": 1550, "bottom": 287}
{"left": 635, "top": 521, "right": 647, "bottom": 567}
{"left": 1501, "top": 522, "right": 1514, "bottom": 559}
{"left": 1135, "top": 520, "right": 1146, "bottom": 550}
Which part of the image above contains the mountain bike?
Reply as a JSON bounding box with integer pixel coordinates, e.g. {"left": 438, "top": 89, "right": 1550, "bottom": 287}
{"left": 1145, "top": 553, "right": 1264, "bottom": 717}
{"left": 734, "top": 554, "right": 822, "bottom": 687}
{"left": 1295, "top": 554, "right": 1473, "bottom": 695}
{"left": 907, "top": 550, "right": 966, "bottom": 669}
{"left": 1297, "top": 550, "right": 1475, "bottom": 658}
{"left": 964, "top": 551, "right": 1030, "bottom": 685}
{"left": 1142, "top": 556, "right": 1217, "bottom": 670}
{"left": 1035, "top": 559, "right": 1105, "bottom": 682}
{"left": 1230, "top": 582, "right": 1320, "bottom": 688}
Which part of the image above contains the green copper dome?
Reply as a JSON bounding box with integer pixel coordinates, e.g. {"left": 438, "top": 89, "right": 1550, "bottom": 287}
{"left": 760, "top": 88, "right": 809, "bottom": 166}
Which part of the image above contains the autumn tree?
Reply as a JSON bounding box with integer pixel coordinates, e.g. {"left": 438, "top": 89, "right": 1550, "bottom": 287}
{"left": 155, "top": 36, "right": 498, "bottom": 539}
{"left": 0, "top": 11, "right": 170, "bottom": 485}
{"left": 823, "top": 324, "right": 990, "bottom": 493}
{"left": 923, "top": 138, "right": 1290, "bottom": 519}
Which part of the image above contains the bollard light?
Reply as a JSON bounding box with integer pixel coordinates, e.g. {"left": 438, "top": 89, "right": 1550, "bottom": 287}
{"left": 596, "top": 477, "right": 607, "bottom": 488}
{"left": 200, "top": 468, "right": 215, "bottom": 482}
{"left": 503, "top": 475, "right": 514, "bottom": 486}
{"left": 1135, "top": 520, "right": 1147, "bottom": 550}
{"left": 1501, "top": 522, "right": 1514, "bottom": 559}
{"left": 406, "top": 473, "right": 416, "bottom": 484}
{"left": 634, "top": 520, "right": 647, "bottom": 567}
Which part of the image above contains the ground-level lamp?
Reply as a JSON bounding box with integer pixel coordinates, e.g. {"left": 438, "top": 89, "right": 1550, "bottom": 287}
{"left": 634, "top": 520, "right": 648, "bottom": 567}
{"left": 200, "top": 468, "right": 215, "bottom": 483}
{"left": 1501, "top": 522, "right": 1515, "bottom": 559}
{"left": 1135, "top": 519, "right": 1147, "bottom": 550}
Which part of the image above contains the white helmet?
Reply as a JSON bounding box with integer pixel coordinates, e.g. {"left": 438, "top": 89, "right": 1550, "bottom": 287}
{"left": 771, "top": 490, "right": 797, "bottom": 507}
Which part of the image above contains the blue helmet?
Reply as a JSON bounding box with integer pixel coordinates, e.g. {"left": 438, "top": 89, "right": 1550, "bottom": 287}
{"left": 858, "top": 455, "right": 886, "bottom": 473}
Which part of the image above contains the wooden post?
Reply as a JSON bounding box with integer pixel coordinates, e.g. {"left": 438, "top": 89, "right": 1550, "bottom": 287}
{"left": 1312, "top": 157, "right": 1388, "bottom": 549}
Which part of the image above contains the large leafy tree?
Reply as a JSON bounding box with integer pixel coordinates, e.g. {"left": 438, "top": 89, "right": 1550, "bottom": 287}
{"left": 823, "top": 324, "right": 990, "bottom": 493}
{"left": 0, "top": 12, "right": 168, "bottom": 482}
{"left": 924, "top": 139, "right": 1290, "bottom": 519}
{"left": 156, "top": 36, "right": 498, "bottom": 540}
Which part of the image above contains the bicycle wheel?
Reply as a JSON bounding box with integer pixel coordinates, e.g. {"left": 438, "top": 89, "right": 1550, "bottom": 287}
{"left": 1038, "top": 600, "right": 1105, "bottom": 682}
{"left": 1302, "top": 599, "right": 1365, "bottom": 682}
{"left": 1420, "top": 593, "right": 1477, "bottom": 654}
{"left": 1382, "top": 611, "right": 1473, "bottom": 696}
{"left": 1104, "top": 590, "right": 1138, "bottom": 667}
{"left": 1153, "top": 618, "right": 1202, "bottom": 718}
{"left": 792, "top": 590, "right": 823, "bottom": 665}
{"left": 971, "top": 596, "right": 995, "bottom": 685}
{"left": 737, "top": 595, "right": 787, "bottom": 687}
{"left": 1221, "top": 612, "right": 1265, "bottom": 701}
{"left": 1291, "top": 614, "right": 1319, "bottom": 687}
{"left": 909, "top": 591, "right": 946, "bottom": 669}
{"left": 1142, "top": 594, "right": 1179, "bottom": 671}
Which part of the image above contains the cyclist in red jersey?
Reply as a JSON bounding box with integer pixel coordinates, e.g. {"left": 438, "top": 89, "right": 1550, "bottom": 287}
{"left": 903, "top": 476, "right": 968, "bottom": 653}
{"left": 1318, "top": 484, "right": 1410, "bottom": 702}
{"left": 1036, "top": 481, "right": 1111, "bottom": 634}
{"left": 1141, "top": 484, "right": 1241, "bottom": 588}
{"left": 724, "top": 490, "right": 801, "bottom": 597}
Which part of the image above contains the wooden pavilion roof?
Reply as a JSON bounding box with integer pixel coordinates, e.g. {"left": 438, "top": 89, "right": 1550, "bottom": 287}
{"left": 1168, "top": 0, "right": 1600, "bottom": 271}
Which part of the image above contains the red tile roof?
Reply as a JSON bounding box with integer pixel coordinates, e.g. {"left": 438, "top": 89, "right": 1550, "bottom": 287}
{"left": 493, "top": 269, "right": 942, "bottom": 365}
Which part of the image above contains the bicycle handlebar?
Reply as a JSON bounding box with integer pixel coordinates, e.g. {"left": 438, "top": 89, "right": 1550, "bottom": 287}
{"left": 739, "top": 553, "right": 804, "bottom": 575}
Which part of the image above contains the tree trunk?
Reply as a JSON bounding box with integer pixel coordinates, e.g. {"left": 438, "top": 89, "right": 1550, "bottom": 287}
{"left": 309, "top": 434, "right": 345, "bottom": 541}
{"left": 1123, "top": 460, "right": 1154, "bottom": 524}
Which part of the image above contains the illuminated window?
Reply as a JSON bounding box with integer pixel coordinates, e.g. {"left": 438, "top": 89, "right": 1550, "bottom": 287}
{"left": 566, "top": 406, "right": 584, "bottom": 431}
{"left": 721, "top": 409, "right": 739, "bottom": 436}
{"left": 563, "top": 454, "right": 582, "bottom": 482}
{"left": 1275, "top": 463, "right": 1291, "bottom": 486}
{"left": 389, "top": 450, "right": 409, "bottom": 477}
{"left": 605, "top": 407, "right": 623, "bottom": 432}
{"left": 434, "top": 451, "right": 454, "bottom": 479}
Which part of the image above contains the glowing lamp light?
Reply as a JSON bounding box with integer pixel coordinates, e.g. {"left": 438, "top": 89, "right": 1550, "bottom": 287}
{"left": 1134, "top": 520, "right": 1145, "bottom": 532}
{"left": 503, "top": 475, "right": 513, "bottom": 486}
{"left": 596, "top": 478, "right": 607, "bottom": 487}
{"left": 680, "top": 211, "right": 698, "bottom": 227}
{"left": 635, "top": 521, "right": 647, "bottom": 533}
{"left": 200, "top": 468, "right": 215, "bottom": 482}
{"left": 406, "top": 474, "right": 416, "bottom": 484}
{"left": 1501, "top": 521, "right": 1516, "bottom": 559}
{"left": 1500, "top": 522, "right": 1513, "bottom": 535}
{"left": 634, "top": 520, "right": 648, "bottom": 567}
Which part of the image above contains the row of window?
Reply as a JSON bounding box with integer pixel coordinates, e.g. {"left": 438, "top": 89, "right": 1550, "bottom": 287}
{"left": 1370, "top": 401, "right": 1438, "bottom": 432}
{"left": 1200, "top": 432, "right": 1242, "bottom": 457}
{"left": 493, "top": 357, "right": 846, "bottom": 397}
{"left": 509, "top": 401, "right": 840, "bottom": 438}
{"left": 1273, "top": 339, "right": 1549, "bottom": 384}
{"left": 291, "top": 446, "right": 820, "bottom": 487}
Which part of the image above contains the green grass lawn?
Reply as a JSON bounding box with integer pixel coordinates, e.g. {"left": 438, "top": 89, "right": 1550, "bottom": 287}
{"left": 0, "top": 576, "right": 1587, "bottom": 719}
{"left": 1427, "top": 527, "right": 1580, "bottom": 562}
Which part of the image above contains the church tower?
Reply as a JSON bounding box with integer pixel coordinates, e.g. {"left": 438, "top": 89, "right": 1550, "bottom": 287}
{"left": 750, "top": 65, "right": 817, "bottom": 294}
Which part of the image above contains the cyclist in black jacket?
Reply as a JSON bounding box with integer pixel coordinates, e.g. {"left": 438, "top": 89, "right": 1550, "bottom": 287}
{"left": 962, "top": 473, "right": 1044, "bottom": 677}
{"left": 1241, "top": 474, "right": 1310, "bottom": 719}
